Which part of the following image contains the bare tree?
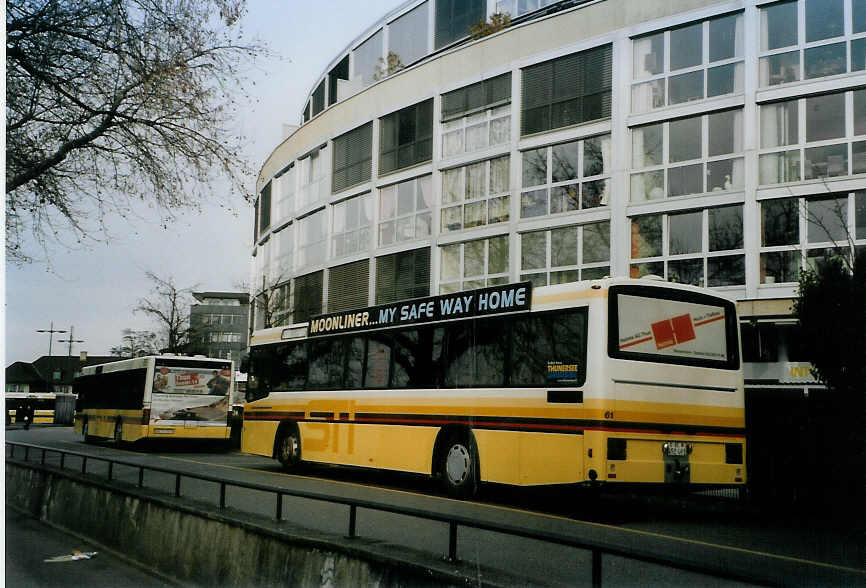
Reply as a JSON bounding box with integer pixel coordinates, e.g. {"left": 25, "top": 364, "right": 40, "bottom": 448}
{"left": 110, "top": 328, "right": 159, "bottom": 357}
{"left": 5, "top": 0, "right": 267, "bottom": 263}
{"left": 135, "top": 272, "right": 195, "bottom": 353}
{"left": 254, "top": 273, "right": 292, "bottom": 330}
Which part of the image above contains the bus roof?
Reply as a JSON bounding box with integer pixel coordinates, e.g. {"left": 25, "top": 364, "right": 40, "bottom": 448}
{"left": 77, "top": 355, "right": 232, "bottom": 377}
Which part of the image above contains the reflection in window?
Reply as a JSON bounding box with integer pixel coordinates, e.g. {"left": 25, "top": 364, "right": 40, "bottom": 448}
{"left": 442, "top": 157, "right": 510, "bottom": 233}
{"left": 521, "top": 136, "right": 610, "bottom": 218}
{"left": 760, "top": 0, "right": 861, "bottom": 87}
{"left": 353, "top": 30, "right": 383, "bottom": 88}
{"left": 631, "top": 207, "right": 744, "bottom": 287}
{"left": 759, "top": 193, "right": 865, "bottom": 284}
{"left": 440, "top": 236, "right": 509, "bottom": 293}
{"left": 297, "top": 209, "right": 327, "bottom": 268}
{"left": 435, "top": 0, "right": 485, "bottom": 50}
{"left": 631, "top": 110, "right": 743, "bottom": 201}
{"left": 388, "top": 2, "right": 429, "bottom": 71}
{"left": 632, "top": 14, "right": 743, "bottom": 113}
{"left": 759, "top": 90, "right": 865, "bottom": 185}
{"left": 331, "top": 193, "right": 372, "bottom": 258}
{"left": 521, "top": 222, "right": 610, "bottom": 288}
{"left": 441, "top": 74, "right": 511, "bottom": 157}
{"left": 379, "top": 175, "right": 432, "bottom": 246}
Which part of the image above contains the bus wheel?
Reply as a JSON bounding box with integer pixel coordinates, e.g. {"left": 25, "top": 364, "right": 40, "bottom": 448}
{"left": 440, "top": 433, "right": 479, "bottom": 499}
{"left": 113, "top": 420, "right": 123, "bottom": 445}
{"left": 276, "top": 425, "right": 301, "bottom": 471}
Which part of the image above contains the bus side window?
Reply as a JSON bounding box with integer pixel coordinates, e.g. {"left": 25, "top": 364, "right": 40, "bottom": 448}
{"left": 364, "top": 335, "right": 391, "bottom": 388}
{"left": 443, "top": 320, "right": 474, "bottom": 388}
{"left": 281, "top": 342, "right": 308, "bottom": 391}
{"left": 308, "top": 339, "right": 345, "bottom": 389}
{"left": 511, "top": 316, "right": 543, "bottom": 386}
{"left": 345, "top": 337, "right": 365, "bottom": 389}
{"left": 474, "top": 318, "right": 508, "bottom": 387}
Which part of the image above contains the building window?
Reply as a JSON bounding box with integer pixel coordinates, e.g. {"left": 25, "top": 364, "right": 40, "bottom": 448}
{"left": 375, "top": 247, "right": 430, "bottom": 303}
{"left": 209, "top": 332, "right": 243, "bottom": 344}
{"left": 272, "top": 282, "right": 292, "bottom": 327}
{"left": 258, "top": 181, "right": 272, "bottom": 238}
{"left": 312, "top": 79, "right": 326, "bottom": 117}
{"left": 521, "top": 44, "right": 612, "bottom": 136}
{"left": 275, "top": 163, "right": 295, "bottom": 224}
{"left": 759, "top": 192, "right": 866, "bottom": 283}
{"left": 328, "top": 55, "right": 349, "bottom": 106}
{"left": 293, "top": 271, "right": 324, "bottom": 323}
{"left": 441, "top": 73, "right": 511, "bottom": 157}
{"left": 273, "top": 224, "right": 293, "bottom": 278}
{"left": 631, "top": 109, "right": 744, "bottom": 201}
{"left": 442, "top": 156, "right": 510, "bottom": 231}
{"left": 254, "top": 238, "right": 271, "bottom": 292}
{"left": 379, "top": 99, "right": 433, "bottom": 175}
{"left": 331, "top": 193, "right": 372, "bottom": 258}
{"left": 495, "top": 0, "right": 559, "bottom": 18}
{"left": 630, "top": 206, "right": 745, "bottom": 287}
{"left": 388, "top": 2, "right": 429, "bottom": 71}
{"left": 353, "top": 29, "right": 383, "bottom": 88}
{"left": 759, "top": 89, "right": 866, "bottom": 185}
{"left": 378, "top": 175, "right": 432, "bottom": 246}
{"left": 434, "top": 0, "right": 485, "bottom": 50}
{"left": 520, "top": 221, "right": 611, "bottom": 289}
{"left": 440, "top": 235, "right": 509, "bottom": 293}
{"left": 328, "top": 259, "right": 370, "bottom": 312}
{"left": 759, "top": 0, "right": 865, "bottom": 87}
{"left": 297, "top": 209, "right": 327, "bottom": 269}
{"left": 632, "top": 13, "right": 744, "bottom": 113}
{"left": 332, "top": 122, "right": 372, "bottom": 193}
{"left": 521, "top": 135, "right": 610, "bottom": 218}
{"left": 298, "top": 146, "right": 329, "bottom": 210}
{"left": 202, "top": 314, "right": 239, "bottom": 326}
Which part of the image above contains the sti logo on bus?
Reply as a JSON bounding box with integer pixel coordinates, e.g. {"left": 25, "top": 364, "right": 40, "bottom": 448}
{"left": 308, "top": 282, "right": 532, "bottom": 337}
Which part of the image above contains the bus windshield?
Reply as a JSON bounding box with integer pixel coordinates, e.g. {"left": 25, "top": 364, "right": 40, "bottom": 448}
{"left": 609, "top": 285, "right": 739, "bottom": 369}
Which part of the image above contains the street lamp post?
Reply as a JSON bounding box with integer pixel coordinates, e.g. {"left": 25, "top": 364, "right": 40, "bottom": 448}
{"left": 36, "top": 322, "right": 67, "bottom": 356}
{"left": 57, "top": 326, "right": 85, "bottom": 357}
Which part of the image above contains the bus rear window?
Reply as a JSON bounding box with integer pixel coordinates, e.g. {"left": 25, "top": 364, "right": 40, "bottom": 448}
{"left": 609, "top": 286, "right": 738, "bottom": 369}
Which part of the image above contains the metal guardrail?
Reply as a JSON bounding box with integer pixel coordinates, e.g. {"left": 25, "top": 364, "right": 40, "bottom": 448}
{"left": 6, "top": 441, "right": 856, "bottom": 587}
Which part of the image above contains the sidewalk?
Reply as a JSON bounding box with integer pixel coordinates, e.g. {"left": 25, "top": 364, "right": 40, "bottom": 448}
{"left": 5, "top": 506, "right": 178, "bottom": 587}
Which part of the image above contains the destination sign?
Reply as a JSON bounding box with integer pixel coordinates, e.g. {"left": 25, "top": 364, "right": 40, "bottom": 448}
{"left": 308, "top": 282, "right": 532, "bottom": 337}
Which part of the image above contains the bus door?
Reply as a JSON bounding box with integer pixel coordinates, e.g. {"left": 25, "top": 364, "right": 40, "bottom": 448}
{"left": 151, "top": 365, "right": 231, "bottom": 429}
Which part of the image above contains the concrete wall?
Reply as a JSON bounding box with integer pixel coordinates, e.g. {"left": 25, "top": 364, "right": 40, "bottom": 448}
{"left": 6, "top": 461, "right": 515, "bottom": 587}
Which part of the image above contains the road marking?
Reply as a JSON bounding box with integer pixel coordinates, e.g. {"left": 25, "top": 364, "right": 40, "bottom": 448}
{"left": 151, "top": 455, "right": 863, "bottom": 575}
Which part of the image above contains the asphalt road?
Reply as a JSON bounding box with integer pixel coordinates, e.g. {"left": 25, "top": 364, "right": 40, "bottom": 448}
{"left": 7, "top": 425, "right": 865, "bottom": 586}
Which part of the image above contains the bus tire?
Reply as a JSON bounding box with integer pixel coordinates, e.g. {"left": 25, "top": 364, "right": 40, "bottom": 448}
{"left": 113, "top": 420, "right": 123, "bottom": 445}
{"left": 276, "top": 423, "right": 302, "bottom": 471}
{"left": 439, "top": 431, "right": 479, "bottom": 499}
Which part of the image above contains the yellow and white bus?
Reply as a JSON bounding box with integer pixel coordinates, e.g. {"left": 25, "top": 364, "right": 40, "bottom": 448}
{"left": 7, "top": 392, "right": 58, "bottom": 424}
{"left": 74, "top": 356, "right": 233, "bottom": 443}
{"left": 242, "top": 278, "right": 745, "bottom": 497}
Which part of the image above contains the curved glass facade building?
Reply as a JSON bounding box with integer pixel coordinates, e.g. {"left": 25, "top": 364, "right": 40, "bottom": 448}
{"left": 251, "top": 0, "right": 866, "bottom": 387}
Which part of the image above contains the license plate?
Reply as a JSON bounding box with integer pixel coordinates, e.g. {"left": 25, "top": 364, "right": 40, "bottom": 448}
{"left": 664, "top": 441, "right": 689, "bottom": 457}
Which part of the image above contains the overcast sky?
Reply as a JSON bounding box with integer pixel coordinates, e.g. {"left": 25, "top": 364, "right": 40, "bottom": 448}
{"left": 4, "top": 0, "right": 404, "bottom": 366}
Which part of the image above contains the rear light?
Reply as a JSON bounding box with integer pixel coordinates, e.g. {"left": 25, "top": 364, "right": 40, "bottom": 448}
{"left": 141, "top": 409, "right": 151, "bottom": 425}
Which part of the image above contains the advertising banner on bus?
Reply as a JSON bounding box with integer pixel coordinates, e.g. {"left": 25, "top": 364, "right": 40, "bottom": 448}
{"left": 151, "top": 366, "right": 231, "bottom": 426}
{"left": 306, "top": 281, "right": 532, "bottom": 338}
{"left": 616, "top": 294, "right": 728, "bottom": 362}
